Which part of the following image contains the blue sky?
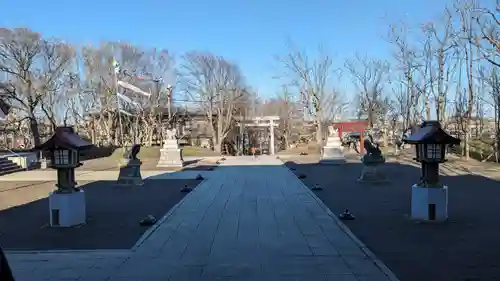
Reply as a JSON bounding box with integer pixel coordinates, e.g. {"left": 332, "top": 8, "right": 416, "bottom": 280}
{"left": 2, "top": 0, "right": 450, "bottom": 99}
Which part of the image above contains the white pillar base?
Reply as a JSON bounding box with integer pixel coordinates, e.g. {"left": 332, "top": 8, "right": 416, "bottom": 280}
{"left": 410, "top": 184, "right": 448, "bottom": 222}
{"left": 49, "top": 190, "right": 86, "bottom": 227}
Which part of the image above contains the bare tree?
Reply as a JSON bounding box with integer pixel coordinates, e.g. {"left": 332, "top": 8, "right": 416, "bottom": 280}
{"left": 456, "top": 0, "right": 479, "bottom": 160}
{"left": 345, "top": 54, "right": 390, "bottom": 128}
{"left": 259, "top": 86, "right": 305, "bottom": 149}
{"left": 424, "top": 8, "right": 458, "bottom": 123}
{"left": 78, "top": 42, "right": 175, "bottom": 147}
{"left": 474, "top": 0, "right": 500, "bottom": 67}
{"left": 38, "top": 38, "right": 77, "bottom": 132}
{"left": 117, "top": 45, "right": 174, "bottom": 146}
{"left": 0, "top": 28, "right": 75, "bottom": 147}
{"left": 388, "top": 23, "right": 423, "bottom": 131}
{"left": 320, "top": 87, "right": 348, "bottom": 122}
{"left": 275, "top": 42, "right": 341, "bottom": 143}
{"left": 479, "top": 64, "right": 500, "bottom": 161}
{"left": 79, "top": 43, "right": 119, "bottom": 145}
{"left": 180, "top": 51, "right": 247, "bottom": 152}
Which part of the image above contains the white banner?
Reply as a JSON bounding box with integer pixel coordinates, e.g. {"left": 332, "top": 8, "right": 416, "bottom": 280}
{"left": 117, "top": 80, "right": 151, "bottom": 97}
{"left": 119, "top": 109, "right": 132, "bottom": 116}
{"left": 117, "top": 92, "right": 139, "bottom": 107}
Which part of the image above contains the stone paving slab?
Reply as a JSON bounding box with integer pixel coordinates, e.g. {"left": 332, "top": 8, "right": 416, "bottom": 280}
{"left": 7, "top": 156, "right": 397, "bottom": 281}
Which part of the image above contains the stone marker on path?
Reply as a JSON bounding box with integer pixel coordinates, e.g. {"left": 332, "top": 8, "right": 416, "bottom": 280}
{"left": 180, "top": 184, "right": 192, "bottom": 193}
{"left": 139, "top": 215, "right": 157, "bottom": 226}
{"left": 339, "top": 208, "right": 355, "bottom": 220}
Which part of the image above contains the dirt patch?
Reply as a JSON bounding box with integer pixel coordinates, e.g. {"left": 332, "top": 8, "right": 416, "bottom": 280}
{"left": 0, "top": 181, "right": 56, "bottom": 209}
{"left": 284, "top": 157, "right": 500, "bottom": 281}
{"left": 0, "top": 179, "right": 201, "bottom": 250}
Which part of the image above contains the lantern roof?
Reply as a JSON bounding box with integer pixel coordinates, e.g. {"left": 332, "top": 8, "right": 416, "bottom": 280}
{"left": 38, "top": 126, "right": 93, "bottom": 151}
{"left": 403, "top": 121, "right": 460, "bottom": 145}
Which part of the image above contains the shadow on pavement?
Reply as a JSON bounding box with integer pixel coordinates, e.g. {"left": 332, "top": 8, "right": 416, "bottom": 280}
{"left": 284, "top": 158, "right": 500, "bottom": 281}
{"left": 0, "top": 169, "right": 206, "bottom": 251}
{"left": 76, "top": 156, "right": 225, "bottom": 172}
{"left": 2, "top": 156, "right": 498, "bottom": 281}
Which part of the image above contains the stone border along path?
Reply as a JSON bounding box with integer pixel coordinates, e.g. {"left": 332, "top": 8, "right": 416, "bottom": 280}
{"left": 7, "top": 156, "right": 398, "bottom": 281}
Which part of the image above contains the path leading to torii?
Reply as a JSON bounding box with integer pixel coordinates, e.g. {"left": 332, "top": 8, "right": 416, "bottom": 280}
{"left": 7, "top": 156, "right": 397, "bottom": 281}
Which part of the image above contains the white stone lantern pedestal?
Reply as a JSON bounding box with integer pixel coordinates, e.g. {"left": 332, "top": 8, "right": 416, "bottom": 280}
{"left": 49, "top": 190, "right": 86, "bottom": 227}
{"left": 410, "top": 184, "right": 448, "bottom": 222}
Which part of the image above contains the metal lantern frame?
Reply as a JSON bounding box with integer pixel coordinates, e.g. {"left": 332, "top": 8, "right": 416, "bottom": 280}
{"left": 415, "top": 143, "right": 446, "bottom": 163}
{"left": 52, "top": 148, "right": 79, "bottom": 167}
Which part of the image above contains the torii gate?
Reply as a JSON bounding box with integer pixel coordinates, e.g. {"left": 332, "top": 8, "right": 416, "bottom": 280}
{"left": 236, "top": 116, "right": 279, "bottom": 155}
{"left": 333, "top": 120, "right": 369, "bottom": 153}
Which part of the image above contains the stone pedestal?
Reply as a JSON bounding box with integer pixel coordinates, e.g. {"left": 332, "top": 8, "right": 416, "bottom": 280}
{"left": 157, "top": 140, "right": 184, "bottom": 168}
{"left": 357, "top": 153, "right": 386, "bottom": 183}
{"left": 411, "top": 184, "right": 448, "bottom": 222}
{"left": 320, "top": 135, "right": 345, "bottom": 165}
{"left": 49, "top": 190, "right": 86, "bottom": 227}
{"left": 357, "top": 164, "right": 386, "bottom": 183}
{"left": 117, "top": 159, "right": 143, "bottom": 186}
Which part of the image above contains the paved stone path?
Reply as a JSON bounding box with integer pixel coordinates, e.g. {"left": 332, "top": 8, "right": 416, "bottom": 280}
{"left": 7, "top": 156, "right": 397, "bottom": 281}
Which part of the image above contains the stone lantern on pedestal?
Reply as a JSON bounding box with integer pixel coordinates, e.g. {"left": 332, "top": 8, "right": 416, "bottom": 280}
{"left": 38, "top": 126, "right": 93, "bottom": 227}
{"left": 403, "top": 121, "right": 460, "bottom": 222}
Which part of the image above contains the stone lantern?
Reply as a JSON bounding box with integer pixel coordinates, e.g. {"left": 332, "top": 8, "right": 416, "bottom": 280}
{"left": 403, "top": 121, "right": 460, "bottom": 222}
{"left": 38, "top": 126, "right": 93, "bottom": 227}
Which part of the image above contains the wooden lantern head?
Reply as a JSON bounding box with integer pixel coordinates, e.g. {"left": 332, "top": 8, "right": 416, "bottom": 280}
{"left": 403, "top": 121, "right": 460, "bottom": 164}
{"left": 38, "top": 126, "right": 93, "bottom": 169}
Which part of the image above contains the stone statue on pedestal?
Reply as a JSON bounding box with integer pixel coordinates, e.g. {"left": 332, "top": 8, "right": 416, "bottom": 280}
{"left": 163, "top": 128, "right": 177, "bottom": 149}
{"left": 166, "top": 127, "right": 177, "bottom": 141}
{"left": 320, "top": 125, "right": 345, "bottom": 165}
{"left": 117, "top": 144, "right": 143, "bottom": 186}
{"left": 157, "top": 126, "right": 184, "bottom": 168}
{"left": 361, "top": 137, "right": 385, "bottom": 163}
{"left": 328, "top": 125, "right": 336, "bottom": 137}
{"left": 124, "top": 144, "right": 141, "bottom": 160}
{"left": 358, "top": 136, "right": 386, "bottom": 183}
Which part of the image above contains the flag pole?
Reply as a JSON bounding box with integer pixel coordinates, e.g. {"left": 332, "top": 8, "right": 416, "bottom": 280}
{"left": 113, "top": 59, "right": 124, "bottom": 147}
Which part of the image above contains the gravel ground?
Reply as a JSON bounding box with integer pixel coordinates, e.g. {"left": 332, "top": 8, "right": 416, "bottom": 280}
{"left": 285, "top": 156, "right": 500, "bottom": 281}
{"left": 0, "top": 179, "right": 201, "bottom": 250}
